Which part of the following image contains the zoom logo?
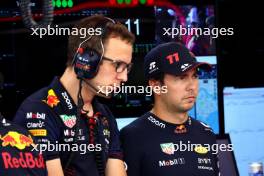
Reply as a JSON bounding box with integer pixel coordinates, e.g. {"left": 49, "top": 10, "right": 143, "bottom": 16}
{"left": 148, "top": 116, "right": 166, "bottom": 129}
{"left": 61, "top": 92, "right": 73, "bottom": 110}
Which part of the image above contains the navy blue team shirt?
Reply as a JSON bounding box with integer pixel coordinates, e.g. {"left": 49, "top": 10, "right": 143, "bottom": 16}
{"left": 13, "top": 77, "right": 123, "bottom": 176}
{"left": 0, "top": 115, "right": 47, "bottom": 176}
{"left": 120, "top": 112, "right": 220, "bottom": 176}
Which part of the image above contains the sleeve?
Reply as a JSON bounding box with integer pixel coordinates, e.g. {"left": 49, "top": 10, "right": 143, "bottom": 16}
{"left": 103, "top": 105, "right": 123, "bottom": 160}
{"left": 120, "top": 127, "right": 141, "bottom": 176}
{"left": 13, "top": 100, "right": 61, "bottom": 161}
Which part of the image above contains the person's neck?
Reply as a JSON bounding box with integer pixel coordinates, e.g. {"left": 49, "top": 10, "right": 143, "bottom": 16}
{"left": 151, "top": 101, "right": 188, "bottom": 125}
{"left": 60, "top": 67, "right": 94, "bottom": 108}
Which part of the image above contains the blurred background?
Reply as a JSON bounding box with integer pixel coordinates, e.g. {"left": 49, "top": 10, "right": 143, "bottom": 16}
{"left": 0, "top": 0, "right": 263, "bottom": 175}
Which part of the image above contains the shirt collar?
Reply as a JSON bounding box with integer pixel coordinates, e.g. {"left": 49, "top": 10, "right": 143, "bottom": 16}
{"left": 48, "top": 76, "right": 106, "bottom": 116}
{"left": 146, "top": 111, "right": 192, "bottom": 134}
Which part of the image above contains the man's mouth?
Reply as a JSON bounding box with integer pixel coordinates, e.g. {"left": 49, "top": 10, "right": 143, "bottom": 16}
{"left": 185, "top": 95, "right": 195, "bottom": 98}
{"left": 184, "top": 96, "right": 196, "bottom": 101}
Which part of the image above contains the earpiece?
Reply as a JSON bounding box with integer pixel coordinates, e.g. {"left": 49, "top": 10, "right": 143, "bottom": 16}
{"left": 72, "top": 17, "right": 116, "bottom": 80}
{"left": 74, "top": 48, "right": 102, "bottom": 79}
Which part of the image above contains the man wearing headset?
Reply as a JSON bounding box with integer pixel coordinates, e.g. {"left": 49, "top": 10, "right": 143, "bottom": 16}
{"left": 13, "top": 15, "right": 135, "bottom": 176}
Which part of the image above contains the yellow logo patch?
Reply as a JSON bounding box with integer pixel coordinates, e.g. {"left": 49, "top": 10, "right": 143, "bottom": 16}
{"left": 194, "top": 146, "right": 208, "bottom": 154}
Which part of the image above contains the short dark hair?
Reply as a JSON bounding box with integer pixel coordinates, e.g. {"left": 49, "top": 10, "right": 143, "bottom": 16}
{"left": 148, "top": 73, "right": 165, "bottom": 85}
{"left": 66, "top": 15, "right": 135, "bottom": 66}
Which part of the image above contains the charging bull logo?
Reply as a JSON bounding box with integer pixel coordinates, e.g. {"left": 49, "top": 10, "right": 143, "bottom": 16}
{"left": 75, "top": 62, "right": 91, "bottom": 71}
{"left": 43, "top": 89, "right": 60, "bottom": 108}
{"left": 174, "top": 125, "right": 187, "bottom": 134}
{"left": 0, "top": 131, "right": 34, "bottom": 150}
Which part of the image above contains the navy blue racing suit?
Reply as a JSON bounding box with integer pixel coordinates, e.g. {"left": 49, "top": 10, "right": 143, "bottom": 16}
{"left": 13, "top": 77, "right": 123, "bottom": 176}
{"left": 120, "top": 112, "right": 220, "bottom": 176}
{"left": 0, "top": 115, "right": 47, "bottom": 176}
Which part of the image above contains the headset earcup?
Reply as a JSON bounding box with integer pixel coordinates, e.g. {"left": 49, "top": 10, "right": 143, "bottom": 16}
{"left": 74, "top": 48, "right": 101, "bottom": 79}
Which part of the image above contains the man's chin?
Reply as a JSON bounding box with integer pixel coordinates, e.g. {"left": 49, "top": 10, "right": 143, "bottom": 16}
{"left": 181, "top": 104, "right": 195, "bottom": 112}
{"left": 96, "top": 91, "right": 113, "bottom": 99}
{"left": 93, "top": 85, "right": 114, "bottom": 98}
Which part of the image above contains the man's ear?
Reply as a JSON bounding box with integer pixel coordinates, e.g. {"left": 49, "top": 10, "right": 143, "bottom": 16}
{"left": 148, "top": 79, "right": 162, "bottom": 95}
{"left": 148, "top": 79, "right": 160, "bottom": 87}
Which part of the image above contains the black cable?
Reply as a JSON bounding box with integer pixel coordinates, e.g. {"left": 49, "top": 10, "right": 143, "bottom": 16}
{"left": 87, "top": 114, "right": 105, "bottom": 176}
{"left": 19, "top": 0, "right": 54, "bottom": 29}
{"left": 0, "top": 112, "right": 3, "bottom": 120}
{"left": 63, "top": 79, "right": 83, "bottom": 171}
{"left": 81, "top": 78, "right": 105, "bottom": 176}
{"left": 64, "top": 79, "right": 105, "bottom": 176}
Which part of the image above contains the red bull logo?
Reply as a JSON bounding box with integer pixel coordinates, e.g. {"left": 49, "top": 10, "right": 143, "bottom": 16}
{"left": 75, "top": 62, "right": 91, "bottom": 71}
{"left": 19, "top": 133, "right": 34, "bottom": 146}
{"left": 43, "top": 89, "right": 60, "bottom": 108}
{"left": 175, "top": 125, "right": 187, "bottom": 134}
{"left": 2, "top": 152, "right": 45, "bottom": 169}
{"left": 1, "top": 131, "right": 34, "bottom": 150}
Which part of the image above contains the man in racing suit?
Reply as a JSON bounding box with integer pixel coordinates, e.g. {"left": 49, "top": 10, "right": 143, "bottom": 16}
{"left": 120, "top": 42, "right": 220, "bottom": 176}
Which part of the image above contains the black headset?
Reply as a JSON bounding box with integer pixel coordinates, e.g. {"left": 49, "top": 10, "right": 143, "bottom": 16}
{"left": 72, "top": 17, "right": 116, "bottom": 80}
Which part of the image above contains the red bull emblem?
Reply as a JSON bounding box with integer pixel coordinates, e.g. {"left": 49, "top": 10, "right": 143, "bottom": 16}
{"left": 174, "top": 125, "right": 187, "bottom": 134}
{"left": 75, "top": 62, "right": 91, "bottom": 71}
{"left": 43, "top": 89, "right": 60, "bottom": 108}
{"left": 1, "top": 131, "right": 34, "bottom": 150}
{"left": 2, "top": 152, "right": 45, "bottom": 169}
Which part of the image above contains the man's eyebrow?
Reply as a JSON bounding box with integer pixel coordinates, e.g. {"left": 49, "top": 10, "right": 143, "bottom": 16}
{"left": 178, "top": 72, "right": 198, "bottom": 77}
{"left": 117, "top": 57, "right": 132, "bottom": 64}
{"left": 105, "top": 56, "right": 130, "bottom": 65}
{"left": 193, "top": 70, "right": 199, "bottom": 75}
{"left": 179, "top": 73, "right": 188, "bottom": 77}
{"left": 116, "top": 59, "right": 129, "bottom": 64}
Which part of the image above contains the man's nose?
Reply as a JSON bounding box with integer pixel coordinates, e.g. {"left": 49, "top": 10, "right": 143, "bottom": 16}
{"left": 186, "top": 77, "right": 197, "bottom": 91}
{"left": 117, "top": 69, "right": 128, "bottom": 82}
